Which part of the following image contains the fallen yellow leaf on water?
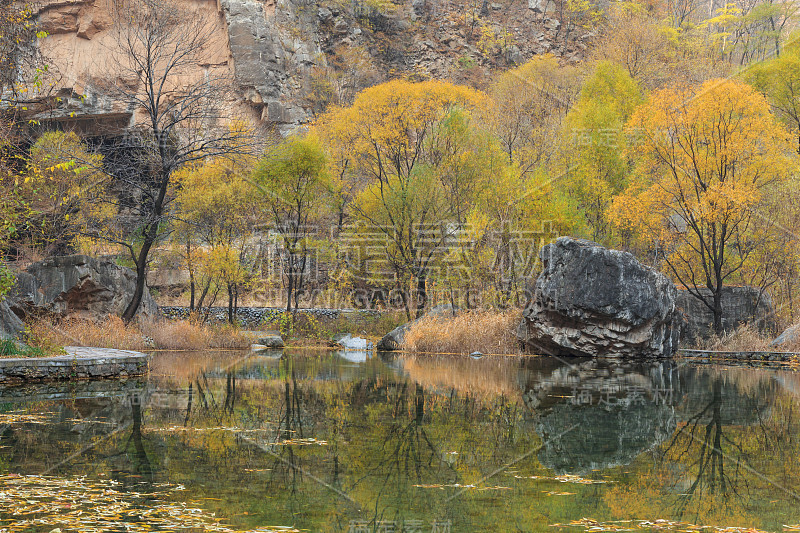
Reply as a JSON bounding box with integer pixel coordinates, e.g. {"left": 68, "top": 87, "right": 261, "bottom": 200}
{"left": 0, "top": 474, "right": 298, "bottom": 533}
{"left": 514, "top": 474, "right": 615, "bottom": 484}
{"left": 549, "top": 518, "right": 773, "bottom": 533}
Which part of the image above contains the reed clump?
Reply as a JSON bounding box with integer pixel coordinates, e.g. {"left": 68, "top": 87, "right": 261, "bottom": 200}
{"left": 403, "top": 310, "right": 521, "bottom": 355}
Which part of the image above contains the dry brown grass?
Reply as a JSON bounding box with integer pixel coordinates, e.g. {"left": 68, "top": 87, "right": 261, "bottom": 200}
{"left": 27, "top": 316, "right": 149, "bottom": 351}
{"left": 697, "top": 324, "right": 775, "bottom": 352}
{"left": 403, "top": 310, "right": 521, "bottom": 355}
{"left": 27, "top": 316, "right": 250, "bottom": 352}
{"left": 141, "top": 319, "right": 250, "bottom": 350}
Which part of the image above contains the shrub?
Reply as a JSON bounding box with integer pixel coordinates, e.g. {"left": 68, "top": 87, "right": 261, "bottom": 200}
{"left": 403, "top": 310, "right": 521, "bottom": 355}
{"left": 0, "top": 339, "right": 44, "bottom": 358}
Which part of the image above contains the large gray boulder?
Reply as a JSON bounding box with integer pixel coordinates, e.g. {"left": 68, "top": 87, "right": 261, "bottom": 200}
{"left": 8, "top": 255, "right": 158, "bottom": 321}
{"left": 518, "top": 238, "right": 681, "bottom": 358}
{"left": 677, "top": 287, "right": 776, "bottom": 344}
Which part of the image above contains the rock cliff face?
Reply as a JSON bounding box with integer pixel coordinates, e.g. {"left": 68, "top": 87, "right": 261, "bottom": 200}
{"left": 676, "top": 286, "right": 777, "bottom": 344}
{"left": 518, "top": 238, "right": 682, "bottom": 358}
{"left": 8, "top": 255, "right": 159, "bottom": 321}
{"left": 25, "top": 0, "right": 593, "bottom": 131}
{"left": 220, "top": 0, "right": 323, "bottom": 125}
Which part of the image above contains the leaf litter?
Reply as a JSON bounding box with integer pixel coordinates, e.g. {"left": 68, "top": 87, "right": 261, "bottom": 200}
{"left": 412, "top": 483, "right": 512, "bottom": 491}
{"left": 0, "top": 411, "right": 55, "bottom": 425}
{"left": 513, "top": 474, "right": 616, "bottom": 485}
{"left": 0, "top": 474, "right": 298, "bottom": 532}
{"left": 549, "top": 518, "right": 775, "bottom": 532}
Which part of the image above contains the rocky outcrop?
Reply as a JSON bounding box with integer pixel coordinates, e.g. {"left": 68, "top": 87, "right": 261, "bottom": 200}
{"left": 0, "top": 299, "right": 25, "bottom": 340}
{"left": 220, "top": 0, "right": 321, "bottom": 127}
{"left": 677, "top": 287, "right": 776, "bottom": 344}
{"left": 25, "top": 0, "right": 594, "bottom": 133}
{"left": 518, "top": 238, "right": 681, "bottom": 358}
{"left": 377, "top": 304, "right": 457, "bottom": 351}
{"left": 8, "top": 255, "right": 158, "bottom": 321}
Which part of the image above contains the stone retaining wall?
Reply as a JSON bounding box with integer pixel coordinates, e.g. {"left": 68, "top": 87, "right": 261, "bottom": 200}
{"left": 160, "top": 306, "right": 381, "bottom": 327}
{"left": 0, "top": 347, "right": 150, "bottom": 384}
{"left": 679, "top": 349, "right": 799, "bottom": 363}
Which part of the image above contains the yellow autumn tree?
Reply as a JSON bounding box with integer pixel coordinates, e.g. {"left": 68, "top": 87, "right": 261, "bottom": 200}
{"left": 172, "top": 155, "right": 259, "bottom": 320}
{"left": 252, "top": 135, "right": 332, "bottom": 312}
{"left": 484, "top": 54, "right": 580, "bottom": 172}
{"left": 564, "top": 60, "right": 643, "bottom": 243}
{"left": 21, "top": 131, "right": 107, "bottom": 255}
{"left": 610, "top": 79, "right": 795, "bottom": 334}
{"left": 314, "top": 80, "right": 487, "bottom": 318}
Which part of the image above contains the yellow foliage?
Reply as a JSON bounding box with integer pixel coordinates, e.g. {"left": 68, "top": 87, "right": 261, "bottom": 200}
{"left": 610, "top": 78, "right": 795, "bottom": 301}
{"left": 315, "top": 79, "right": 486, "bottom": 185}
{"left": 21, "top": 131, "right": 108, "bottom": 253}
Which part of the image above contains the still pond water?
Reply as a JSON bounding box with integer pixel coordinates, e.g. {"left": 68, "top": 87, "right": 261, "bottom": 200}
{"left": 1, "top": 350, "right": 800, "bottom": 532}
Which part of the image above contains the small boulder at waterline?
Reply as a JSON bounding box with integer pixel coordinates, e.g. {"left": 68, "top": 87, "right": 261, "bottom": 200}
{"left": 517, "top": 237, "right": 681, "bottom": 358}
{"left": 256, "top": 332, "right": 285, "bottom": 349}
{"left": 333, "top": 333, "right": 372, "bottom": 351}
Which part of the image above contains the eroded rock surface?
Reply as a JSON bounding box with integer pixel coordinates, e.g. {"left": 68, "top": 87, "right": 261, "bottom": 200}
{"left": 677, "top": 287, "right": 776, "bottom": 343}
{"left": 773, "top": 323, "right": 800, "bottom": 349}
{"left": 9, "top": 255, "right": 158, "bottom": 321}
{"left": 0, "top": 299, "right": 25, "bottom": 340}
{"left": 518, "top": 238, "right": 681, "bottom": 358}
{"left": 23, "top": 0, "right": 595, "bottom": 132}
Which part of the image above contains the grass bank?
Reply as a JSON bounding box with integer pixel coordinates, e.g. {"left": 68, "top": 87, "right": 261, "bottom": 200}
{"left": 21, "top": 310, "right": 407, "bottom": 353}
{"left": 0, "top": 339, "right": 47, "bottom": 358}
{"left": 26, "top": 316, "right": 251, "bottom": 352}
{"left": 694, "top": 323, "right": 799, "bottom": 353}
{"left": 403, "top": 310, "right": 522, "bottom": 356}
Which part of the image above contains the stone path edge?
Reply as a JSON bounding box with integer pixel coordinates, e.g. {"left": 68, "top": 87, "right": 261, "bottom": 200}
{"left": 0, "top": 347, "right": 150, "bottom": 383}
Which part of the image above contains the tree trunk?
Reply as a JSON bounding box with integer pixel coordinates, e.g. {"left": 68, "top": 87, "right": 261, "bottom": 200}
{"left": 712, "top": 287, "right": 724, "bottom": 335}
{"left": 286, "top": 262, "right": 294, "bottom": 313}
{"left": 189, "top": 275, "right": 196, "bottom": 311}
{"left": 415, "top": 274, "right": 427, "bottom": 319}
{"left": 233, "top": 284, "right": 239, "bottom": 321}
{"left": 197, "top": 279, "right": 211, "bottom": 310}
{"left": 227, "top": 282, "right": 234, "bottom": 324}
{"left": 187, "top": 240, "right": 196, "bottom": 311}
{"left": 122, "top": 237, "right": 155, "bottom": 323}
{"left": 122, "top": 163, "right": 169, "bottom": 323}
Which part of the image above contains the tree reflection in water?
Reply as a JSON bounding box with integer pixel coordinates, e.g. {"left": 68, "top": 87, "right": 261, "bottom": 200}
{"left": 2, "top": 351, "right": 800, "bottom": 531}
